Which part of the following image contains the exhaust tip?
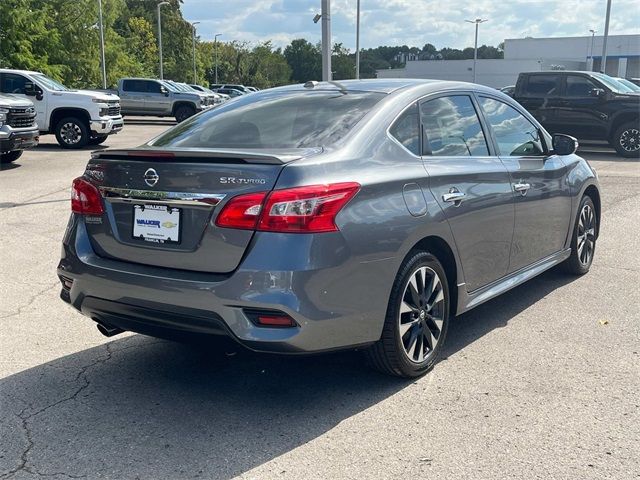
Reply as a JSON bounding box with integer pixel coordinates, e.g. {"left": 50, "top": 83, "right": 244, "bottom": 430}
{"left": 95, "top": 321, "right": 124, "bottom": 338}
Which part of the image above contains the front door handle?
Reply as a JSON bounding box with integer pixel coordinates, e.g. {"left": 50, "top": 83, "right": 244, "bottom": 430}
{"left": 442, "top": 188, "right": 466, "bottom": 206}
{"left": 513, "top": 182, "right": 531, "bottom": 195}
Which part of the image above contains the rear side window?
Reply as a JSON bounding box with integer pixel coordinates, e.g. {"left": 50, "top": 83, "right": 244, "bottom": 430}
{"left": 122, "top": 80, "right": 146, "bottom": 92}
{"left": 151, "top": 90, "right": 386, "bottom": 149}
{"left": 0, "top": 73, "right": 28, "bottom": 94}
{"left": 479, "top": 97, "right": 545, "bottom": 156}
{"left": 523, "top": 75, "right": 560, "bottom": 96}
{"left": 389, "top": 103, "right": 420, "bottom": 155}
{"left": 565, "top": 76, "right": 597, "bottom": 96}
{"left": 420, "top": 95, "right": 489, "bottom": 157}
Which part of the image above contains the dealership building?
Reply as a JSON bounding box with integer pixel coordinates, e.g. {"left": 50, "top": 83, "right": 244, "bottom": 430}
{"left": 376, "top": 34, "right": 640, "bottom": 88}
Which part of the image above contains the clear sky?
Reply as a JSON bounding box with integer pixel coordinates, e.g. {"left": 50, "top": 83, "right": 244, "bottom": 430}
{"left": 181, "top": 0, "right": 640, "bottom": 50}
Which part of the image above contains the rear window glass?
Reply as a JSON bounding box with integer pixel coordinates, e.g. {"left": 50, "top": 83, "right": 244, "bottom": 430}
{"left": 150, "top": 90, "right": 386, "bottom": 149}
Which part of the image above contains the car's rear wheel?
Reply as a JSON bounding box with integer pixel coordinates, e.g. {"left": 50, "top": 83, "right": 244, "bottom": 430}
{"left": 55, "top": 116, "right": 89, "bottom": 149}
{"left": 0, "top": 150, "right": 23, "bottom": 164}
{"left": 612, "top": 122, "right": 640, "bottom": 158}
{"left": 562, "top": 195, "right": 597, "bottom": 275}
{"left": 366, "top": 251, "right": 450, "bottom": 378}
{"left": 175, "top": 105, "right": 196, "bottom": 123}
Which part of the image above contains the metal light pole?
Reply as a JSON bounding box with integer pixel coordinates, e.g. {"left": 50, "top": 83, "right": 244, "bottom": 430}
{"left": 157, "top": 1, "right": 169, "bottom": 80}
{"left": 191, "top": 21, "right": 200, "bottom": 84}
{"left": 355, "top": 0, "right": 360, "bottom": 79}
{"left": 465, "top": 18, "right": 487, "bottom": 84}
{"left": 97, "top": 0, "right": 107, "bottom": 88}
{"left": 601, "top": 0, "right": 612, "bottom": 73}
{"left": 321, "top": 0, "right": 332, "bottom": 81}
{"left": 214, "top": 33, "right": 222, "bottom": 84}
{"left": 589, "top": 29, "right": 597, "bottom": 71}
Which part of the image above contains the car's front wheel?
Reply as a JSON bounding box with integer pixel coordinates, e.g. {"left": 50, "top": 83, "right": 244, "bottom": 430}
{"left": 562, "top": 195, "right": 597, "bottom": 275}
{"left": 55, "top": 116, "right": 89, "bottom": 149}
{"left": 612, "top": 122, "right": 640, "bottom": 158}
{"left": 366, "top": 251, "right": 450, "bottom": 378}
{"left": 174, "top": 105, "right": 196, "bottom": 123}
{"left": 0, "top": 150, "right": 23, "bottom": 164}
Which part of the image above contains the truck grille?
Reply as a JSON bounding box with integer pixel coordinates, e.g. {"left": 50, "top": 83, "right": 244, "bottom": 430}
{"left": 8, "top": 108, "right": 36, "bottom": 128}
{"left": 106, "top": 103, "right": 121, "bottom": 116}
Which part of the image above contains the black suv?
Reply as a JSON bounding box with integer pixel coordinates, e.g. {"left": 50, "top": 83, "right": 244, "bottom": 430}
{"left": 514, "top": 71, "right": 639, "bottom": 157}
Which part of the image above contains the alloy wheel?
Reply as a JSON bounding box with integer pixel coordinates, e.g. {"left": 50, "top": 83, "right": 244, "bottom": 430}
{"left": 60, "top": 122, "right": 83, "bottom": 145}
{"left": 398, "top": 266, "right": 445, "bottom": 363}
{"left": 619, "top": 128, "right": 640, "bottom": 153}
{"left": 577, "top": 203, "right": 596, "bottom": 266}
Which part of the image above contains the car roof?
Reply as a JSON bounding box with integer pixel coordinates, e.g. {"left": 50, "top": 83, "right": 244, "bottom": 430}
{"left": 0, "top": 69, "right": 43, "bottom": 75}
{"left": 268, "top": 78, "right": 498, "bottom": 96}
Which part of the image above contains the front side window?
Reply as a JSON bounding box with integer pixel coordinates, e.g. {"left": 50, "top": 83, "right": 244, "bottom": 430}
{"left": 151, "top": 90, "right": 386, "bottom": 149}
{"left": 565, "top": 76, "right": 598, "bottom": 97}
{"left": 479, "top": 97, "right": 545, "bottom": 156}
{"left": 389, "top": 103, "right": 420, "bottom": 155}
{"left": 0, "top": 73, "right": 28, "bottom": 94}
{"left": 146, "top": 81, "right": 163, "bottom": 94}
{"left": 420, "top": 95, "right": 489, "bottom": 157}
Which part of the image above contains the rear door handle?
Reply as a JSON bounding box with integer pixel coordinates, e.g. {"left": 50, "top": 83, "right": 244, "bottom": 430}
{"left": 513, "top": 183, "right": 531, "bottom": 195}
{"left": 442, "top": 188, "right": 466, "bottom": 206}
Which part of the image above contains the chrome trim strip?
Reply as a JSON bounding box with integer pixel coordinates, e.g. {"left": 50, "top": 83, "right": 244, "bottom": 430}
{"left": 99, "top": 186, "right": 225, "bottom": 207}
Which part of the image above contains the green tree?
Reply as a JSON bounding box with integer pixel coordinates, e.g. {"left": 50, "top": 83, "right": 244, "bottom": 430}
{"left": 283, "top": 39, "right": 321, "bottom": 83}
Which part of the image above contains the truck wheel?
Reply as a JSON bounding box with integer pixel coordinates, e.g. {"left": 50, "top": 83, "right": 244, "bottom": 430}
{"left": 175, "top": 105, "right": 196, "bottom": 123}
{"left": 55, "top": 116, "right": 89, "bottom": 149}
{"left": 89, "top": 135, "right": 109, "bottom": 146}
{"left": 612, "top": 122, "right": 640, "bottom": 158}
{"left": 0, "top": 150, "right": 23, "bottom": 164}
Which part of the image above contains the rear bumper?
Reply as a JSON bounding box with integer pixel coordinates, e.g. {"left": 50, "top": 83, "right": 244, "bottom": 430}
{"left": 90, "top": 116, "right": 124, "bottom": 135}
{"left": 58, "top": 217, "right": 395, "bottom": 353}
{"left": 0, "top": 126, "right": 39, "bottom": 152}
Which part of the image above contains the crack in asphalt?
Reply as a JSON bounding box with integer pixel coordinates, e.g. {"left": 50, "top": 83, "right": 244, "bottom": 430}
{"left": 0, "top": 188, "right": 70, "bottom": 215}
{"left": 0, "top": 283, "right": 60, "bottom": 321}
{"left": 0, "top": 343, "right": 114, "bottom": 479}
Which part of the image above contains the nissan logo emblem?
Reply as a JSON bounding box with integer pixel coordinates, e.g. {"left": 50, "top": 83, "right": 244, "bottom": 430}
{"left": 144, "top": 168, "right": 159, "bottom": 187}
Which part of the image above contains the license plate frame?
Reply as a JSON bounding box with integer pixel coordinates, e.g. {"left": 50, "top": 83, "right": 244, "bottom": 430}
{"left": 132, "top": 204, "right": 181, "bottom": 244}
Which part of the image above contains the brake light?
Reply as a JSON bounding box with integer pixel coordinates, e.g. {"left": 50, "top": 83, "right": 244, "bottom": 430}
{"left": 71, "top": 177, "right": 104, "bottom": 215}
{"left": 259, "top": 183, "right": 360, "bottom": 232}
{"left": 215, "top": 191, "right": 267, "bottom": 230}
{"left": 215, "top": 183, "right": 360, "bottom": 233}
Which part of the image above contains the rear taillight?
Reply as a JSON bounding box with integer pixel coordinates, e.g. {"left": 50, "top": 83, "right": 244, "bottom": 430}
{"left": 215, "top": 191, "right": 267, "bottom": 230}
{"left": 215, "top": 183, "right": 360, "bottom": 233}
{"left": 71, "top": 177, "right": 104, "bottom": 215}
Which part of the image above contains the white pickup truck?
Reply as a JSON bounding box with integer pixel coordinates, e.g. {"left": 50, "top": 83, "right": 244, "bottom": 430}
{"left": 0, "top": 69, "right": 124, "bottom": 149}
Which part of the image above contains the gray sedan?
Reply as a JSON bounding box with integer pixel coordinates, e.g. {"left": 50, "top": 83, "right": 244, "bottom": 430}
{"left": 58, "top": 79, "right": 600, "bottom": 378}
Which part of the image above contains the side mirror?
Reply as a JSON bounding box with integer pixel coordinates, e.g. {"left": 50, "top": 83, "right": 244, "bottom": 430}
{"left": 160, "top": 86, "right": 169, "bottom": 96}
{"left": 24, "top": 82, "right": 37, "bottom": 96}
{"left": 552, "top": 134, "right": 578, "bottom": 156}
{"left": 590, "top": 87, "right": 605, "bottom": 97}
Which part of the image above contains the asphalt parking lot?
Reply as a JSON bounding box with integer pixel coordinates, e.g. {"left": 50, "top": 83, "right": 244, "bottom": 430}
{"left": 0, "top": 121, "right": 638, "bottom": 480}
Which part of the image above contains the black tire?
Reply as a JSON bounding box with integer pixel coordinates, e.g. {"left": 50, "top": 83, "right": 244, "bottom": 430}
{"left": 55, "top": 116, "right": 89, "bottom": 149}
{"left": 0, "top": 150, "right": 23, "bottom": 164}
{"left": 89, "top": 135, "right": 109, "bottom": 145}
{"left": 174, "top": 105, "right": 196, "bottom": 123}
{"left": 562, "top": 195, "right": 597, "bottom": 275}
{"left": 612, "top": 121, "right": 640, "bottom": 158}
{"left": 365, "top": 251, "right": 450, "bottom": 378}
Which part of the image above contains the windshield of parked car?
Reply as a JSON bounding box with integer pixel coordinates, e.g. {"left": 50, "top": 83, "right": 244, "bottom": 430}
{"left": 150, "top": 90, "right": 386, "bottom": 149}
{"left": 615, "top": 78, "right": 640, "bottom": 92}
{"left": 33, "top": 74, "right": 69, "bottom": 91}
{"left": 591, "top": 73, "right": 633, "bottom": 93}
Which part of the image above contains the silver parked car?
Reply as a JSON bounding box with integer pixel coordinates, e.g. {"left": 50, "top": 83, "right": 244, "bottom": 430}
{"left": 58, "top": 79, "right": 600, "bottom": 378}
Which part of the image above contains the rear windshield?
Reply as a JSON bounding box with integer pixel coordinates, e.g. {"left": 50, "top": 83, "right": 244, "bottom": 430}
{"left": 150, "top": 90, "right": 386, "bottom": 149}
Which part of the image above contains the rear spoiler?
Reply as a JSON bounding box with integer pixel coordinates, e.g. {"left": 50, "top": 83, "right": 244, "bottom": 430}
{"left": 91, "top": 147, "right": 322, "bottom": 165}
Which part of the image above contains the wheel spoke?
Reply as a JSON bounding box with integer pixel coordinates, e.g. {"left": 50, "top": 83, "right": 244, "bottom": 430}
{"left": 405, "top": 331, "right": 418, "bottom": 360}
{"left": 408, "top": 275, "right": 421, "bottom": 307}
{"left": 399, "top": 318, "right": 418, "bottom": 337}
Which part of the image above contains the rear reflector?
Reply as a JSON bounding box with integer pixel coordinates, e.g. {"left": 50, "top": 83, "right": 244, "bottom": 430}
{"left": 256, "top": 315, "right": 296, "bottom": 327}
{"left": 71, "top": 177, "right": 104, "bottom": 215}
{"left": 215, "top": 182, "right": 360, "bottom": 233}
